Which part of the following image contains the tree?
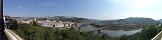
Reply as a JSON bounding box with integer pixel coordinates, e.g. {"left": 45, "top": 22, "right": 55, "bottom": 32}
{"left": 4, "top": 16, "right": 18, "bottom": 30}
{"left": 140, "top": 26, "right": 158, "bottom": 40}
{"left": 4, "top": 16, "right": 12, "bottom": 21}
{"left": 120, "top": 34, "right": 128, "bottom": 40}
{"left": 30, "top": 19, "right": 38, "bottom": 26}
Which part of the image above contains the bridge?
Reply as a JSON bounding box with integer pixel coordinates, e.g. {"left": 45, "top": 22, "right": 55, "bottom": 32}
{"left": 88, "top": 27, "right": 106, "bottom": 33}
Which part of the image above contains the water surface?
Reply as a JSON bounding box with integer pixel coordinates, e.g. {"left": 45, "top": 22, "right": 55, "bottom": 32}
{"left": 79, "top": 24, "right": 142, "bottom": 37}
{"left": 101, "top": 29, "right": 142, "bottom": 37}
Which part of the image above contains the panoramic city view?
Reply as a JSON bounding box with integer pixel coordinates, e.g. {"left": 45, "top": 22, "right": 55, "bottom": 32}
{"left": 1, "top": 0, "right": 162, "bottom": 40}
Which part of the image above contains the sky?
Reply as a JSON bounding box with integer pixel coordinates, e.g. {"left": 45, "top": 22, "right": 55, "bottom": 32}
{"left": 3, "top": 0, "right": 162, "bottom": 20}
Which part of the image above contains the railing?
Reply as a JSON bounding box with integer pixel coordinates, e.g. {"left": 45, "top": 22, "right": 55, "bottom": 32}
{"left": 4, "top": 29, "right": 23, "bottom": 40}
{"left": 151, "top": 31, "right": 162, "bottom": 40}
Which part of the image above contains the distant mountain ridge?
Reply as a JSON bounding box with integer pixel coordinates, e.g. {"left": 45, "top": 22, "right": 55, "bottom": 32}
{"left": 102, "top": 17, "right": 158, "bottom": 25}
{"left": 11, "top": 16, "right": 159, "bottom": 25}
{"left": 12, "top": 16, "right": 90, "bottom": 23}
{"left": 159, "top": 19, "right": 162, "bottom": 23}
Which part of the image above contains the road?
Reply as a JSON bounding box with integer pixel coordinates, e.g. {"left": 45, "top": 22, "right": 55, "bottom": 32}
{"left": 152, "top": 31, "right": 162, "bottom": 40}
{"left": 4, "top": 29, "right": 23, "bottom": 40}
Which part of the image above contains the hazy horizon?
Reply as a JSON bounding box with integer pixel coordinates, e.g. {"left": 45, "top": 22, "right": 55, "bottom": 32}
{"left": 6, "top": 16, "right": 159, "bottom": 20}
{"left": 4, "top": 0, "right": 162, "bottom": 20}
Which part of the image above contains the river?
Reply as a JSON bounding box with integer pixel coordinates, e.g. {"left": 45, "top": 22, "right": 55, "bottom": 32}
{"left": 101, "top": 29, "right": 142, "bottom": 37}
{"left": 79, "top": 24, "right": 142, "bottom": 37}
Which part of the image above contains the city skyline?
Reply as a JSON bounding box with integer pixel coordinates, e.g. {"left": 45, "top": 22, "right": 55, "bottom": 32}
{"left": 3, "top": 0, "right": 162, "bottom": 20}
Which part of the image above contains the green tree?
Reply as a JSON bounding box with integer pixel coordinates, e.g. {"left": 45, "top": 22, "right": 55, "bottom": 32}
{"left": 120, "top": 34, "right": 128, "bottom": 40}
{"left": 30, "top": 20, "right": 38, "bottom": 26}
{"left": 5, "top": 16, "right": 18, "bottom": 30}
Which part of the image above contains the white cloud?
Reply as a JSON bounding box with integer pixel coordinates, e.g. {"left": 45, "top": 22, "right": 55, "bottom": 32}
{"left": 110, "top": 0, "right": 114, "bottom": 2}
{"left": 18, "top": 6, "right": 23, "bottom": 8}
{"left": 108, "top": 0, "right": 120, "bottom": 4}
{"left": 39, "top": 2, "right": 62, "bottom": 7}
